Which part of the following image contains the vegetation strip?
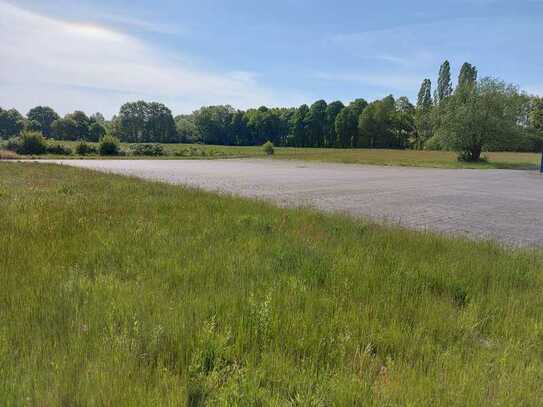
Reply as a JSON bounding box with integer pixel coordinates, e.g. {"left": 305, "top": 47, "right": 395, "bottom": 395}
{"left": 1, "top": 162, "right": 542, "bottom": 405}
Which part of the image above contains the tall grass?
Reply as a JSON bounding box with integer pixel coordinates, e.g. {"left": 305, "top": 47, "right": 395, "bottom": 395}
{"left": 1, "top": 162, "right": 542, "bottom": 405}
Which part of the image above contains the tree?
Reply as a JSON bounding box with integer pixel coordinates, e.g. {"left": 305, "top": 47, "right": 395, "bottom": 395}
{"left": 350, "top": 98, "right": 369, "bottom": 115}
{"left": 417, "top": 79, "right": 433, "bottom": 110}
{"left": 435, "top": 60, "right": 453, "bottom": 105}
{"left": 288, "top": 104, "right": 309, "bottom": 147}
{"left": 175, "top": 116, "right": 199, "bottom": 143}
{"left": 116, "top": 101, "right": 177, "bottom": 143}
{"left": 340, "top": 99, "right": 368, "bottom": 148}
{"left": 90, "top": 112, "right": 106, "bottom": 126}
{"left": 194, "top": 105, "right": 235, "bottom": 145}
{"left": 414, "top": 79, "right": 433, "bottom": 149}
{"left": 245, "top": 106, "right": 281, "bottom": 146}
{"left": 65, "top": 111, "right": 91, "bottom": 140}
{"left": 528, "top": 97, "right": 543, "bottom": 131}
{"left": 51, "top": 118, "right": 79, "bottom": 141}
{"left": 305, "top": 100, "right": 327, "bottom": 147}
{"left": 27, "top": 106, "right": 59, "bottom": 138}
{"left": 325, "top": 101, "right": 345, "bottom": 147}
{"left": 394, "top": 97, "right": 416, "bottom": 148}
{"left": 335, "top": 106, "right": 357, "bottom": 148}
{"left": 25, "top": 120, "right": 42, "bottom": 132}
{"left": 145, "top": 102, "right": 177, "bottom": 143}
{"left": 0, "top": 108, "right": 24, "bottom": 138}
{"left": 88, "top": 122, "right": 106, "bottom": 142}
{"left": 437, "top": 77, "right": 526, "bottom": 161}
{"left": 358, "top": 96, "right": 401, "bottom": 148}
{"left": 457, "top": 63, "right": 478, "bottom": 91}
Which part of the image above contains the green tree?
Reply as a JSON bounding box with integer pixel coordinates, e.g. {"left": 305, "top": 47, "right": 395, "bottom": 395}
{"left": 528, "top": 97, "right": 543, "bottom": 131}
{"left": 245, "top": 106, "right": 281, "bottom": 146}
{"left": 288, "top": 104, "right": 309, "bottom": 147}
{"left": 325, "top": 101, "right": 345, "bottom": 147}
{"left": 51, "top": 118, "right": 79, "bottom": 141}
{"left": 175, "top": 116, "right": 199, "bottom": 143}
{"left": 65, "top": 111, "right": 91, "bottom": 140}
{"left": 305, "top": 100, "right": 327, "bottom": 147}
{"left": 457, "top": 63, "right": 478, "bottom": 91}
{"left": 350, "top": 98, "right": 369, "bottom": 115}
{"left": 347, "top": 99, "right": 369, "bottom": 147}
{"left": 437, "top": 77, "right": 526, "bottom": 161}
{"left": 335, "top": 107, "right": 357, "bottom": 148}
{"left": 435, "top": 60, "right": 453, "bottom": 105}
{"left": 90, "top": 112, "right": 106, "bottom": 126}
{"left": 25, "top": 120, "right": 42, "bottom": 132}
{"left": 145, "top": 103, "right": 177, "bottom": 143}
{"left": 116, "top": 101, "right": 177, "bottom": 143}
{"left": 0, "top": 108, "right": 24, "bottom": 138}
{"left": 414, "top": 79, "right": 433, "bottom": 149}
{"left": 88, "top": 122, "right": 106, "bottom": 142}
{"left": 358, "top": 96, "right": 400, "bottom": 148}
{"left": 417, "top": 79, "right": 433, "bottom": 110}
{"left": 194, "top": 105, "right": 235, "bottom": 145}
{"left": 27, "top": 106, "right": 59, "bottom": 138}
{"left": 394, "top": 97, "right": 416, "bottom": 148}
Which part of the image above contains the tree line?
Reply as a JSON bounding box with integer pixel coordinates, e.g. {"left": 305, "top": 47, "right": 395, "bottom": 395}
{"left": 0, "top": 106, "right": 107, "bottom": 142}
{"left": 1, "top": 61, "right": 542, "bottom": 160}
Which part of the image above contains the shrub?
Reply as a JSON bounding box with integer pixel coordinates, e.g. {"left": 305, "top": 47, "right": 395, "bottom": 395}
{"left": 17, "top": 132, "right": 47, "bottom": 155}
{"left": 262, "top": 141, "right": 274, "bottom": 155}
{"left": 99, "top": 135, "right": 121, "bottom": 156}
{"left": 130, "top": 144, "right": 165, "bottom": 156}
{"left": 75, "top": 142, "right": 97, "bottom": 156}
{"left": 46, "top": 143, "right": 72, "bottom": 155}
{"left": 5, "top": 138, "right": 20, "bottom": 152}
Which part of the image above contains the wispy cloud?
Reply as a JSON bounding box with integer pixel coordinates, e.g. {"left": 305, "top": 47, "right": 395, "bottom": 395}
{"left": 0, "top": 2, "right": 307, "bottom": 117}
{"left": 98, "top": 14, "right": 187, "bottom": 36}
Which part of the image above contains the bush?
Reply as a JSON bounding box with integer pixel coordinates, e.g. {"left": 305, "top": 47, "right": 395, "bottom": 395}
{"left": 262, "top": 141, "right": 274, "bottom": 155}
{"left": 16, "top": 132, "right": 47, "bottom": 155}
{"left": 46, "top": 143, "right": 72, "bottom": 155}
{"left": 130, "top": 144, "right": 165, "bottom": 156}
{"left": 5, "top": 138, "right": 20, "bottom": 152}
{"left": 75, "top": 142, "right": 97, "bottom": 156}
{"left": 99, "top": 135, "right": 121, "bottom": 156}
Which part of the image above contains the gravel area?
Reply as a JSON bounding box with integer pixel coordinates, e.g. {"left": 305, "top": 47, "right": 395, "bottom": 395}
{"left": 49, "top": 159, "right": 543, "bottom": 247}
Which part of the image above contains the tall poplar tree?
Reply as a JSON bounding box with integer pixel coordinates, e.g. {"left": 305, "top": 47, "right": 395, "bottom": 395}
{"left": 417, "top": 79, "right": 433, "bottom": 110}
{"left": 414, "top": 79, "right": 433, "bottom": 149}
{"left": 457, "top": 63, "right": 478, "bottom": 90}
{"left": 435, "top": 60, "right": 453, "bottom": 105}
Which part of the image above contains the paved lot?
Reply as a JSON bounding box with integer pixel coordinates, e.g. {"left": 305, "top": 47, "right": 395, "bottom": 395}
{"left": 52, "top": 159, "right": 543, "bottom": 247}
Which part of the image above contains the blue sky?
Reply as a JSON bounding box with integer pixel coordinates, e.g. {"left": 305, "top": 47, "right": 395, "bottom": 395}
{"left": 1, "top": 0, "right": 542, "bottom": 117}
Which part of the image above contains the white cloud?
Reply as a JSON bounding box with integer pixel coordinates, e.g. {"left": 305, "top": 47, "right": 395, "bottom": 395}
{"left": 0, "top": 2, "right": 306, "bottom": 117}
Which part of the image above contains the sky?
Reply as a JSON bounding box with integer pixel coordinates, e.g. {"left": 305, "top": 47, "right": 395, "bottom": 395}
{"left": 1, "top": 0, "right": 542, "bottom": 118}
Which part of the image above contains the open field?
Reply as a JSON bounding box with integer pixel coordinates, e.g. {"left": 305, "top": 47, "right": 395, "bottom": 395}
{"left": 2, "top": 139, "right": 540, "bottom": 169}
{"left": 1, "top": 162, "right": 543, "bottom": 405}
{"left": 49, "top": 159, "right": 543, "bottom": 247}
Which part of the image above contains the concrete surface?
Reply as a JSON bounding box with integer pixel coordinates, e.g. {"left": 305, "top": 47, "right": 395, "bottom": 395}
{"left": 50, "top": 159, "right": 543, "bottom": 247}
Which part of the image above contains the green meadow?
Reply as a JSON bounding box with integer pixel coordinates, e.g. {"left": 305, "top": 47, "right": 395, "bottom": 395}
{"left": 1, "top": 138, "right": 540, "bottom": 170}
{"left": 1, "top": 162, "right": 542, "bottom": 405}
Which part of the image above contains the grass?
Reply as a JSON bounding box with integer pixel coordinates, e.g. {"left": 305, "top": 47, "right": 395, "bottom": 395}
{"left": 1, "top": 139, "right": 540, "bottom": 170}
{"left": 1, "top": 162, "right": 543, "bottom": 405}
{"left": 272, "top": 147, "right": 541, "bottom": 170}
